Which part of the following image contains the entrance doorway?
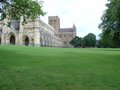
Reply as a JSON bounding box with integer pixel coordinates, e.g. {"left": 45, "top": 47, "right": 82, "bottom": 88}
{"left": 10, "top": 35, "right": 15, "bottom": 45}
{"left": 0, "top": 38, "right": 1, "bottom": 44}
{"left": 25, "top": 37, "right": 29, "bottom": 46}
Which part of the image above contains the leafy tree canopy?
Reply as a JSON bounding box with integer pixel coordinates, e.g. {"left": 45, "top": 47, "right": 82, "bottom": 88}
{"left": 0, "top": 0, "right": 45, "bottom": 23}
{"left": 82, "top": 33, "right": 96, "bottom": 47}
{"left": 70, "top": 36, "right": 82, "bottom": 47}
{"left": 70, "top": 33, "right": 96, "bottom": 48}
{"left": 99, "top": 0, "right": 120, "bottom": 47}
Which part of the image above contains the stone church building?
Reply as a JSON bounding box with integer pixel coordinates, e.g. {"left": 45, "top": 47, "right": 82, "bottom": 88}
{"left": 0, "top": 16, "right": 76, "bottom": 47}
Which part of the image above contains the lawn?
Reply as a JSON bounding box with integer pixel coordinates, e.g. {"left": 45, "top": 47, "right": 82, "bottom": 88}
{"left": 0, "top": 45, "right": 120, "bottom": 90}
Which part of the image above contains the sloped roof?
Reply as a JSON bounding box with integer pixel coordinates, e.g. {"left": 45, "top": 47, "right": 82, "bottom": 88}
{"left": 59, "top": 28, "right": 76, "bottom": 32}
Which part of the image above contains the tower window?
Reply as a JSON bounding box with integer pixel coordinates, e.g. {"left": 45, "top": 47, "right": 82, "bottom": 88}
{"left": 50, "top": 20, "right": 53, "bottom": 22}
{"left": 54, "top": 20, "right": 56, "bottom": 22}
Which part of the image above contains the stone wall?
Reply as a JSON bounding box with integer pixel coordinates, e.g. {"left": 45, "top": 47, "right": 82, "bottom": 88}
{"left": 0, "top": 17, "right": 63, "bottom": 47}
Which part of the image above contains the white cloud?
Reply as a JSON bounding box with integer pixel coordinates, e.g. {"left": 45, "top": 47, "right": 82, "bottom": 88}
{"left": 41, "top": 0, "right": 108, "bottom": 39}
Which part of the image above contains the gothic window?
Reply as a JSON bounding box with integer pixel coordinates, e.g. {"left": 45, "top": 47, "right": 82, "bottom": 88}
{"left": 10, "top": 21, "right": 20, "bottom": 30}
{"left": 59, "top": 35, "right": 61, "bottom": 37}
{"left": 64, "top": 41, "right": 66, "bottom": 45}
{"left": 15, "top": 21, "right": 20, "bottom": 30}
{"left": 0, "top": 29, "right": 2, "bottom": 34}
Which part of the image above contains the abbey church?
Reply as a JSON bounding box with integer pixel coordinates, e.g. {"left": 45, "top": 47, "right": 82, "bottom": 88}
{"left": 0, "top": 16, "right": 76, "bottom": 47}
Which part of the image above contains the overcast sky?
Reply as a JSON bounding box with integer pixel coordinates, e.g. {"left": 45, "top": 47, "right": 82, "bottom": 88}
{"left": 41, "top": 0, "right": 108, "bottom": 39}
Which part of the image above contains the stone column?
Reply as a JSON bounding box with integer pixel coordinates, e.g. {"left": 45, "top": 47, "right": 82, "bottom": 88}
{"left": 18, "top": 16, "right": 24, "bottom": 45}
{"left": 1, "top": 34, "right": 5, "bottom": 44}
{"left": 34, "top": 29, "right": 40, "bottom": 46}
{"left": 1, "top": 18, "right": 9, "bottom": 44}
{"left": 42, "top": 33, "right": 45, "bottom": 46}
{"left": 15, "top": 34, "right": 19, "bottom": 45}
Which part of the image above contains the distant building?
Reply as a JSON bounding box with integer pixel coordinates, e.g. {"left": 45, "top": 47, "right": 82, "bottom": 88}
{"left": 0, "top": 16, "right": 76, "bottom": 47}
{"left": 49, "top": 16, "right": 76, "bottom": 47}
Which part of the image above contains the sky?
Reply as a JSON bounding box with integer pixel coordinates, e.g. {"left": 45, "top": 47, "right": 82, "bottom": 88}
{"left": 41, "top": 0, "right": 108, "bottom": 39}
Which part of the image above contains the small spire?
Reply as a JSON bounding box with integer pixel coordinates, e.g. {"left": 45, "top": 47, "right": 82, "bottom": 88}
{"left": 73, "top": 23, "right": 76, "bottom": 29}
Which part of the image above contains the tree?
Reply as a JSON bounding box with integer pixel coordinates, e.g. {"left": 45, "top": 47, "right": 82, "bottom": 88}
{"left": 99, "top": 0, "right": 120, "bottom": 47}
{"left": 70, "top": 36, "right": 82, "bottom": 47}
{"left": 98, "top": 32, "right": 114, "bottom": 48}
{"left": 0, "top": 0, "right": 45, "bottom": 23}
{"left": 82, "top": 33, "right": 96, "bottom": 47}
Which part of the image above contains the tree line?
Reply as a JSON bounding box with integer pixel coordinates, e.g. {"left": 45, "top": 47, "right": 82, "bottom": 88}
{"left": 71, "top": 0, "right": 120, "bottom": 48}
{"left": 70, "top": 33, "right": 96, "bottom": 48}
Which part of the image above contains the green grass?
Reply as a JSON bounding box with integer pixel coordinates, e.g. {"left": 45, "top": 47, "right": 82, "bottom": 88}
{"left": 0, "top": 45, "right": 120, "bottom": 90}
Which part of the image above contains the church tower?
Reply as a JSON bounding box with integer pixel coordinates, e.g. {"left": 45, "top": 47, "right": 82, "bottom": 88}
{"left": 48, "top": 16, "right": 60, "bottom": 34}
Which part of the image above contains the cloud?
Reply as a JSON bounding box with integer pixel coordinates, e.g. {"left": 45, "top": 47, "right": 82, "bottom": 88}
{"left": 41, "top": 0, "right": 108, "bottom": 39}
